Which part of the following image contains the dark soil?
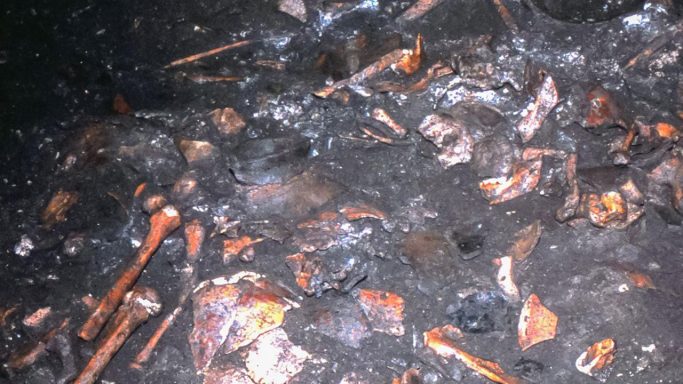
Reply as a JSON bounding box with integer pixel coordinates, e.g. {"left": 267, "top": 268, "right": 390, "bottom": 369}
{"left": 1, "top": 1, "right": 683, "bottom": 383}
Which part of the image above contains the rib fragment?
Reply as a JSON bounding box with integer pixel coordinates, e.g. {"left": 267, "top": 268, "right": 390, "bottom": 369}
{"left": 397, "top": 0, "right": 445, "bottom": 22}
{"left": 165, "top": 40, "right": 252, "bottom": 68}
{"left": 424, "top": 325, "right": 522, "bottom": 384}
{"left": 314, "top": 49, "right": 405, "bottom": 98}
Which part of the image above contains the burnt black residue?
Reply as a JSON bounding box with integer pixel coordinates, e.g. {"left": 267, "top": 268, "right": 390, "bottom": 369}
{"left": 447, "top": 291, "right": 512, "bottom": 334}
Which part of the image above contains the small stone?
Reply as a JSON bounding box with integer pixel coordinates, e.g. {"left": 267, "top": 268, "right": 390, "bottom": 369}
{"left": 278, "top": 0, "right": 307, "bottom": 22}
{"left": 14, "top": 235, "right": 34, "bottom": 257}
{"left": 210, "top": 107, "right": 246, "bottom": 136}
{"left": 239, "top": 247, "right": 256, "bottom": 263}
{"left": 63, "top": 233, "right": 86, "bottom": 257}
{"left": 176, "top": 138, "right": 217, "bottom": 165}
